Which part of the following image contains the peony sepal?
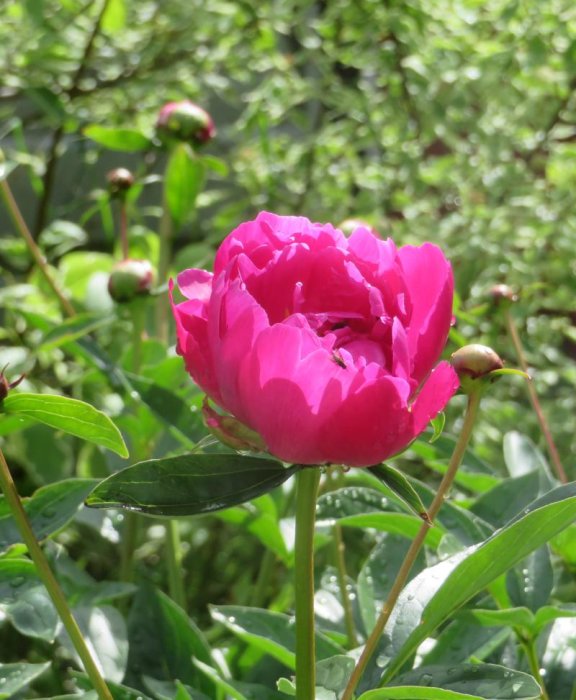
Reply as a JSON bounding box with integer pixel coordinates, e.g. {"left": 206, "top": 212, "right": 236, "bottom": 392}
{"left": 202, "top": 400, "right": 266, "bottom": 452}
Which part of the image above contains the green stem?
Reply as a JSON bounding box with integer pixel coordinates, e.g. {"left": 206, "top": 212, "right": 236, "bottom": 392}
{"left": 119, "top": 199, "right": 129, "bottom": 260}
{"left": 504, "top": 309, "right": 567, "bottom": 483}
{"left": 156, "top": 197, "right": 173, "bottom": 344}
{"left": 294, "top": 467, "right": 322, "bottom": 700}
{"left": 333, "top": 522, "right": 357, "bottom": 648}
{"left": 518, "top": 633, "right": 550, "bottom": 700}
{"left": 341, "top": 392, "right": 482, "bottom": 700}
{"left": 165, "top": 519, "right": 186, "bottom": 609}
{"left": 0, "top": 448, "right": 113, "bottom": 700}
{"left": 0, "top": 179, "right": 76, "bottom": 318}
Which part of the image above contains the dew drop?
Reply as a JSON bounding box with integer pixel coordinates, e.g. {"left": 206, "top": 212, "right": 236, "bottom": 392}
{"left": 376, "top": 654, "right": 387, "bottom": 668}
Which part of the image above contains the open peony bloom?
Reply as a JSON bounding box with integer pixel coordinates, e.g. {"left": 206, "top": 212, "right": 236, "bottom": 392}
{"left": 170, "top": 212, "right": 459, "bottom": 467}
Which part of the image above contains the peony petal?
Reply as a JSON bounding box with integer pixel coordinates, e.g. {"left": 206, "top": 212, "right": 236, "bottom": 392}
{"left": 176, "top": 268, "right": 213, "bottom": 300}
{"left": 410, "top": 361, "right": 460, "bottom": 435}
{"left": 398, "top": 243, "right": 454, "bottom": 384}
{"left": 169, "top": 280, "right": 221, "bottom": 402}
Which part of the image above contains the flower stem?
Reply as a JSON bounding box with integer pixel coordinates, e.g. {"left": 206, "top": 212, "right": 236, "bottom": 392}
{"left": 0, "top": 179, "right": 76, "bottom": 318}
{"left": 119, "top": 199, "right": 129, "bottom": 260}
{"left": 341, "top": 391, "right": 482, "bottom": 700}
{"left": 504, "top": 308, "right": 567, "bottom": 483}
{"left": 333, "top": 522, "right": 357, "bottom": 648}
{"left": 294, "top": 467, "right": 322, "bottom": 700}
{"left": 518, "top": 633, "right": 550, "bottom": 700}
{"left": 0, "top": 448, "right": 113, "bottom": 700}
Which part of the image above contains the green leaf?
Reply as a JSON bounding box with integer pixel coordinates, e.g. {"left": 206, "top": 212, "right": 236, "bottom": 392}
{"left": 1, "top": 392, "right": 128, "bottom": 457}
{"left": 471, "top": 472, "right": 542, "bottom": 528}
{"left": 532, "top": 605, "right": 576, "bottom": 634}
{"left": 0, "top": 479, "right": 97, "bottom": 551}
{"left": 381, "top": 483, "right": 576, "bottom": 681}
{"left": 201, "top": 154, "right": 229, "bottom": 176}
{"left": 0, "top": 558, "right": 58, "bottom": 640}
{"left": 39, "top": 313, "right": 115, "bottom": 350}
{"left": 210, "top": 605, "right": 344, "bottom": 669}
{"left": 316, "top": 655, "right": 356, "bottom": 696}
{"left": 193, "top": 659, "right": 285, "bottom": 700}
{"left": 123, "top": 585, "right": 214, "bottom": 695}
{"left": 506, "top": 545, "right": 553, "bottom": 611}
{"left": 429, "top": 412, "right": 446, "bottom": 443}
{"left": 165, "top": 143, "right": 205, "bottom": 226}
{"left": 503, "top": 431, "right": 551, "bottom": 478}
{"left": 369, "top": 464, "right": 430, "bottom": 520}
{"left": 86, "top": 454, "right": 297, "bottom": 516}
{"left": 337, "top": 513, "right": 443, "bottom": 548}
{"left": 101, "top": 0, "right": 126, "bottom": 32}
{"left": 361, "top": 663, "right": 542, "bottom": 699}
{"left": 460, "top": 607, "right": 535, "bottom": 630}
{"left": 84, "top": 125, "right": 152, "bottom": 152}
{"left": 0, "top": 662, "right": 50, "bottom": 699}
{"left": 218, "top": 503, "right": 289, "bottom": 563}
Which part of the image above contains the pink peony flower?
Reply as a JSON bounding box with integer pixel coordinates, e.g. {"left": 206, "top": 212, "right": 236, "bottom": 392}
{"left": 170, "top": 212, "right": 459, "bottom": 467}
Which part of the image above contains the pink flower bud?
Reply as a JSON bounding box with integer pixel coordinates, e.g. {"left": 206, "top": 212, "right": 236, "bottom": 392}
{"left": 155, "top": 100, "right": 215, "bottom": 148}
{"left": 108, "top": 259, "right": 155, "bottom": 303}
{"left": 451, "top": 344, "right": 504, "bottom": 394}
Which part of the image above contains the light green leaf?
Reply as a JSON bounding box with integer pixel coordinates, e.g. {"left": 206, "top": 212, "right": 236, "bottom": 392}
{"left": 1, "top": 393, "right": 128, "bottom": 457}
{"left": 84, "top": 125, "right": 152, "bottom": 152}
{"left": 0, "top": 662, "right": 50, "bottom": 699}
{"left": 165, "top": 143, "right": 205, "bottom": 226}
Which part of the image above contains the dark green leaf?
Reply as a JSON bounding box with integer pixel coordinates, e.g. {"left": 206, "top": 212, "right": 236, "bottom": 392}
{"left": 316, "top": 655, "right": 356, "bottom": 696}
{"left": 210, "top": 605, "right": 344, "bottom": 669}
{"left": 86, "top": 454, "right": 297, "bottom": 516}
{"left": 0, "top": 479, "right": 97, "bottom": 551}
{"left": 369, "top": 464, "right": 429, "bottom": 520}
{"left": 362, "top": 664, "right": 542, "bottom": 699}
{"left": 506, "top": 545, "right": 553, "bottom": 611}
{"left": 165, "top": 143, "right": 205, "bottom": 226}
{"left": 40, "top": 313, "right": 115, "bottom": 350}
{"left": 382, "top": 483, "right": 576, "bottom": 681}
{"left": 124, "top": 585, "right": 214, "bottom": 695}
{"left": 503, "top": 431, "right": 551, "bottom": 478}
{"left": 0, "top": 558, "right": 58, "bottom": 640}
{"left": 316, "top": 487, "right": 398, "bottom": 520}
{"left": 0, "top": 662, "right": 50, "bottom": 699}
{"left": 84, "top": 125, "right": 152, "bottom": 152}
{"left": 1, "top": 393, "right": 128, "bottom": 457}
{"left": 193, "top": 659, "right": 285, "bottom": 699}
{"left": 471, "top": 472, "right": 542, "bottom": 528}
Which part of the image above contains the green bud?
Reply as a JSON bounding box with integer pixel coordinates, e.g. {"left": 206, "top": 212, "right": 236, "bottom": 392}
{"left": 107, "top": 259, "right": 155, "bottom": 304}
{"left": 451, "top": 344, "right": 504, "bottom": 395}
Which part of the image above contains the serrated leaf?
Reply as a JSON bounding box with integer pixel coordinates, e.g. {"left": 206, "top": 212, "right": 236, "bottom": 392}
{"left": 86, "top": 454, "right": 297, "bottom": 516}
{"left": 84, "top": 125, "right": 152, "bottom": 152}
{"left": 0, "top": 479, "right": 97, "bottom": 551}
{"left": 1, "top": 393, "right": 128, "bottom": 457}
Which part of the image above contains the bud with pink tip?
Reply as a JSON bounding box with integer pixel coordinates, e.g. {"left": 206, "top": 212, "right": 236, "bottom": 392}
{"left": 451, "top": 344, "right": 504, "bottom": 395}
{"left": 108, "top": 259, "right": 155, "bottom": 304}
{"left": 155, "top": 101, "right": 215, "bottom": 148}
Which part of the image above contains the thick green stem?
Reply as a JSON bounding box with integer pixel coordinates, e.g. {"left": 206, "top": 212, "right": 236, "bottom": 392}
{"left": 1, "top": 179, "right": 76, "bottom": 318}
{"left": 165, "top": 519, "right": 186, "bottom": 609}
{"left": 0, "top": 449, "right": 113, "bottom": 700}
{"left": 504, "top": 309, "right": 567, "bottom": 483}
{"left": 119, "top": 200, "right": 129, "bottom": 260}
{"left": 333, "top": 522, "right": 357, "bottom": 648}
{"left": 294, "top": 467, "right": 322, "bottom": 700}
{"left": 341, "top": 392, "right": 482, "bottom": 700}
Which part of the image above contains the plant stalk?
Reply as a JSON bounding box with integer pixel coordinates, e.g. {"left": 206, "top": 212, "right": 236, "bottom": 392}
{"left": 341, "top": 392, "right": 482, "bottom": 700}
{"left": 294, "top": 467, "right": 322, "bottom": 700}
{"left": 519, "top": 633, "right": 550, "bottom": 700}
{"left": 166, "top": 519, "right": 186, "bottom": 609}
{"left": 333, "top": 522, "right": 357, "bottom": 648}
{"left": 0, "top": 448, "right": 113, "bottom": 700}
{"left": 1, "top": 179, "right": 76, "bottom": 318}
{"left": 504, "top": 308, "right": 567, "bottom": 483}
{"left": 155, "top": 198, "right": 173, "bottom": 343}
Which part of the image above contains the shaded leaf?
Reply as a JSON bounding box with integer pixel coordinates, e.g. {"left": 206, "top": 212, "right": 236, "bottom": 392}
{"left": 84, "top": 125, "right": 152, "bottom": 152}
{"left": 86, "top": 454, "right": 297, "bottom": 516}
{"left": 0, "top": 662, "right": 50, "bottom": 699}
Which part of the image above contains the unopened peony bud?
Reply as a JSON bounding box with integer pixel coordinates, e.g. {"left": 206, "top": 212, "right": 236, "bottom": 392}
{"left": 0, "top": 365, "right": 25, "bottom": 402}
{"left": 489, "top": 284, "right": 518, "bottom": 306}
{"left": 155, "top": 100, "right": 215, "bottom": 148}
{"left": 203, "top": 400, "right": 266, "bottom": 452}
{"left": 106, "top": 168, "right": 134, "bottom": 197}
{"left": 108, "top": 259, "right": 155, "bottom": 303}
{"left": 451, "top": 344, "right": 504, "bottom": 395}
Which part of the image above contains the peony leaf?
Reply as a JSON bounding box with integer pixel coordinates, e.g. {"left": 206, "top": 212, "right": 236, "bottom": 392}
{"left": 165, "top": 143, "right": 205, "bottom": 226}
{"left": 1, "top": 393, "right": 128, "bottom": 457}
{"left": 368, "top": 464, "right": 430, "bottom": 520}
{"left": 86, "top": 454, "right": 298, "bottom": 515}
{"left": 84, "top": 125, "right": 152, "bottom": 152}
{"left": 0, "top": 662, "right": 51, "bottom": 699}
